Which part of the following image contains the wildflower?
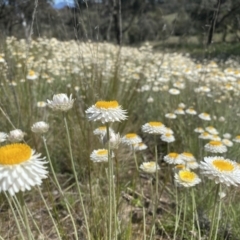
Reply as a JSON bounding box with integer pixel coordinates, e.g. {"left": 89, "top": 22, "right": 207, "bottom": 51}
{"left": 0, "top": 132, "right": 8, "bottom": 143}
{"left": 186, "top": 107, "right": 197, "bottom": 115}
{"left": 90, "top": 149, "right": 109, "bottom": 163}
{"left": 169, "top": 88, "right": 180, "bottom": 95}
{"left": 174, "top": 108, "right": 185, "bottom": 115}
{"left": 175, "top": 170, "right": 201, "bottom": 187}
{"left": 163, "top": 152, "right": 184, "bottom": 165}
{"left": 139, "top": 161, "right": 160, "bottom": 173}
{"left": 186, "top": 160, "right": 199, "bottom": 170}
{"left": 37, "top": 101, "right": 47, "bottom": 108}
{"left": 134, "top": 142, "right": 148, "bottom": 151}
{"left": 223, "top": 133, "right": 231, "bottom": 139}
{"left": 93, "top": 126, "right": 114, "bottom": 136}
{"left": 204, "top": 141, "right": 227, "bottom": 153}
{"left": 31, "top": 121, "right": 49, "bottom": 134}
{"left": 200, "top": 156, "right": 240, "bottom": 186}
{"left": 194, "top": 127, "right": 204, "bottom": 133}
{"left": 233, "top": 135, "right": 240, "bottom": 143}
{"left": 47, "top": 93, "right": 74, "bottom": 112}
{"left": 103, "top": 132, "right": 121, "bottom": 149}
{"left": 178, "top": 103, "right": 186, "bottom": 109}
{"left": 205, "top": 126, "right": 219, "bottom": 135}
{"left": 86, "top": 100, "right": 127, "bottom": 124}
{"left": 8, "top": 129, "right": 26, "bottom": 143}
{"left": 147, "top": 96, "right": 154, "bottom": 103}
{"left": 222, "top": 139, "right": 233, "bottom": 147}
{"left": 26, "top": 70, "right": 38, "bottom": 80}
{"left": 161, "top": 133, "right": 175, "bottom": 143}
{"left": 199, "top": 113, "right": 211, "bottom": 121}
{"left": 122, "top": 133, "right": 142, "bottom": 145}
{"left": 199, "top": 132, "right": 212, "bottom": 140}
{"left": 165, "top": 113, "right": 177, "bottom": 119}
{"left": 142, "top": 122, "right": 166, "bottom": 135}
{"left": 0, "top": 143, "right": 48, "bottom": 195}
{"left": 210, "top": 135, "right": 221, "bottom": 141}
{"left": 180, "top": 152, "right": 196, "bottom": 162}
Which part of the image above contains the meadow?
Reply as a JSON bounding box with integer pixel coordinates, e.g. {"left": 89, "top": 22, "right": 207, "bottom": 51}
{"left": 1, "top": 36, "right": 240, "bottom": 240}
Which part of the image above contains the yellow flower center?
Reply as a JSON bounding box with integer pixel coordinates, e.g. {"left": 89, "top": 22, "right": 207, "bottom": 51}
{"left": 95, "top": 101, "right": 119, "bottom": 109}
{"left": 169, "top": 153, "right": 179, "bottom": 158}
{"left": 175, "top": 164, "right": 185, "bottom": 169}
{"left": 125, "top": 133, "right": 137, "bottom": 139}
{"left": 182, "top": 152, "right": 193, "bottom": 157}
{"left": 213, "top": 159, "right": 234, "bottom": 171}
{"left": 203, "top": 132, "right": 209, "bottom": 136}
{"left": 236, "top": 136, "right": 240, "bottom": 139}
{"left": 0, "top": 144, "right": 31, "bottom": 165}
{"left": 179, "top": 170, "right": 196, "bottom": 182}
{"left": 97, "top": 150, "right": 108, "bottom": 155}
{"left": 165, "top": 133, "right": 172, "bottom": 137}
{"left": 203, "top": 113, "right": 209, "bottom": 117}
{"left": 98, "top": 126, "right": 106, "bottom": 130}
{"left": 209, "top": 141, "right": 222, "bottom": 146}
{"left": 28, "top": 70, "right": 35, "bottom": 76}
{"left": 149, "top": 122, "right": 163, "bottom": 127}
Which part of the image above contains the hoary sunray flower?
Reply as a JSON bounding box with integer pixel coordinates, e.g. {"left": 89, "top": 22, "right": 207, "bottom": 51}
{"left": 199, "top": 112, "right": 211, "bottom": 121}
{"left": 93, "top": 126, "right": 114, "bottom": 136}
{"left": 222, "top": 139, "right": 233, "bottom": 147}
{"left": 165, "top": 113, "right": 177, "bottom": 119}
{"left": 169, "top": 88, "right": 180, "bottom": 95}
{"left": 161, "top": 133, "right": 175, "bottom": 143}
{"left": 178, "top": 103, "right": 186, "bottom": 109}
{"left": 175, "top": 170, "right": 201, "bottom": 187}
{"left": 90, "top": 149, "right": 110, "bottom": 163}
{"left": 26, "top": 70, "right": 38, "bottom": 80}
{"left": 186, "top": 107, "right": 197, "bottom": 115}
{"left": 180, "top": 152, "right": 196, "bottom": 162}
{"left": 86, "top": 100, "right": 127, "bottom": 124}
{"left": 199, "top": 132, "right": 212, "bottom": 140}
{"left": 174, "top": 108, "right": 185, "bottom": 115}
{"left": 139, "top": 161, "right": 160, "bottom": 173}
{"left": 186, "top": 160, "right": 199, "bottom": 170}
{"left": 233, "top": 135, "right": 240, "bottom": 143}
{"left": 194, "top": 127, "right": 204, "bottom": 133}
{"left": 223, "top": 133, "right": 231, "bottom": 139}
{"left": 205, "top": 126, "right": 219, "bottom": 135}
{"left": 163, "top": 153, "right": 184, "bottom": 165}
{"left": 37, "top": 101, "right": 47, "bottom": 108}
{"left": 31, "top": 121, "right": 49, "bottom": 134}
{"left": 134, "top": 142, "right": 148, "bottom": 151}
{"left": 200, "top": 156, "right": 240, "bottom": 186}
{"left": 122, "top": 133, "right": 142, "bottom": 145}
{"left": 0, "top": 132, "right": 8, "bottom": 143}
{"left": 204, "top": 141, "right": 227, "bottom": 153}
{"left": 210, "top": 135, "right": 221, "bottom": 141}
{"left": 8, "top": 129, "right": 26, "bottom": 143}
{"left": 47, "top": 93, "right": 74, "bottom": 111}
{"left": 0, "top": 143, "right": 48, "bottom": 195}
{"left": 102, "top": 132, "right": 121, "bottom": 149}
{"left": 142, "top": 121, "right": 166, "bottom": 135}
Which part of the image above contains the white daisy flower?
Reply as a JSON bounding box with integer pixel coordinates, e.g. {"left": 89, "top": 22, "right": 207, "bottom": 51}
{"left": 26, "top": 70, "right": 38, "bottom": 80}
{"left": 122, "top": 133, "right": 142, "bottom": 145}
{"left": 204, "top": 141, "right": 227, "bottom": 153}
{"left": 222, "top": 139, "right": 233, "bottom": 147}
{"left": 0, "top": 132, "right": 8, "bottom": 143}
{"left": 8, "top": 129, "right": 26, "bottom": 143}
{"left": 0, "top": 144, "right": 48, "bottom": 196}
{"left": 139, "top": 161, "right": 160, "bottom": 173}
{"left": 180, "top": 152, "right": 196, "bottom": 162}
{"left": 47, "top": 93, "right": 74, "bottom": 112}
{"left": 200, "top": 156, "right": 240, "bottom": 186}
{"left": 169, "top": 88, "right": 180, "bottom": 95}
{"left": 134, "top": 142, "right": 148, "bottom": 151}
{"left": 160, "top": 133, "right": 175, "bottom": 143}
{"left": 142, "top": 121, "right": 166, "bottom": 135}
{"left": 199, "top": 113, "right": 211, "bottom": 121}
{"left": 31, "top": 121, "right": 49, "bottom": 134}
{"left": 165, "top": 113, "right": 177, "bottom": 119}
{"left": 175, "top": 170, "right": 201, "bottom": 187}
{"left": 86, "top": 100, "right": 127, "bottom": 124}
{"left": 163, "top": 153, "right": 184, "bottom": 165}
{"left": 205, "top": 126, "right": 219, "bottom": 135}
{"left": 90, "top": 149, "right": 110, "bottom": 163}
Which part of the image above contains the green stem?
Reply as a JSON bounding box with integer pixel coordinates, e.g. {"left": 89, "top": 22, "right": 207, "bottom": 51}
{"left": 213, "top": 184, "right": 222, "bottom": 240}
{"left": 180, "top": 190, "right": 187, "bottom": 240}
{"left": 42, "top": 135, "right": 78, "bottom": 240}
{"left": 18, "top": 192, "right": 32, "bottom": 240}
{"left": 64, "top": 116, "right": 91, "bottom": 240}
{"left": 191, "top": 188, "right": 201, "bottom": 240}
{"left": 208, "top": 184, "right": 220, "bottom": 240}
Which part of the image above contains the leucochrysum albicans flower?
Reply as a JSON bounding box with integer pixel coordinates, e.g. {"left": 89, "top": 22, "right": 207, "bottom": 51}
{"left": 200, "top": 156, "right": 240, "bottom": 186}
{"left": 0, "top": 132, "right": 8, "bottom": 143}
{"left": 47, "top": 93, "right": 74, "bottom": 112}
{"left": 0, "top": 144, "right": 48, "bottom": 195}
{"left": 204, "top": 141, "right": 227, "bottom": 153}
{"left": 31, "top": 121, "right": 49, "bottom": 134}
{"left": 142, "top": 121, "right": 166, "bottom": 135}
{"left": 198, "top": 112, "right": 211, "bottom": 121}
{"left": 175, "top": 170, "right": 201, "bottom": 187}
{"left": 86, "top": 100, "right": 127, "bottom": 124}
{"left": 139, "top": 161, "right": 160, "bottom": 173}
{"left": 163, "top": 153, "right": 184, "bottom": 165}
{"left": 122, "top": 133, "right": 142, "bottom": 145}
{"left": 8, "top": 129, "right": 26, "bottom": 143}
{"left": 161, "top": 133, "right": 175, "bottom": 143}
{"left": 90, "top": 149, "right": 110, "bottom": 163}
{"left": 26, "top": 70, "right": 38, "bottom": 80}
{"left": 134, "top": 142, "right": 148, "bottom": 151}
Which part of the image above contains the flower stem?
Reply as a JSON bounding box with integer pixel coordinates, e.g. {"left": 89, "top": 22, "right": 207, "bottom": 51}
{"left": 64, "top": 116, "right": 91, "bottom": 240}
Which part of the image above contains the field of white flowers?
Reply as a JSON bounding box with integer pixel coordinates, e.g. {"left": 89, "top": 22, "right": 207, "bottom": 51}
{"left": 1, "top": 37, "right": 240, "bottom": 240}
